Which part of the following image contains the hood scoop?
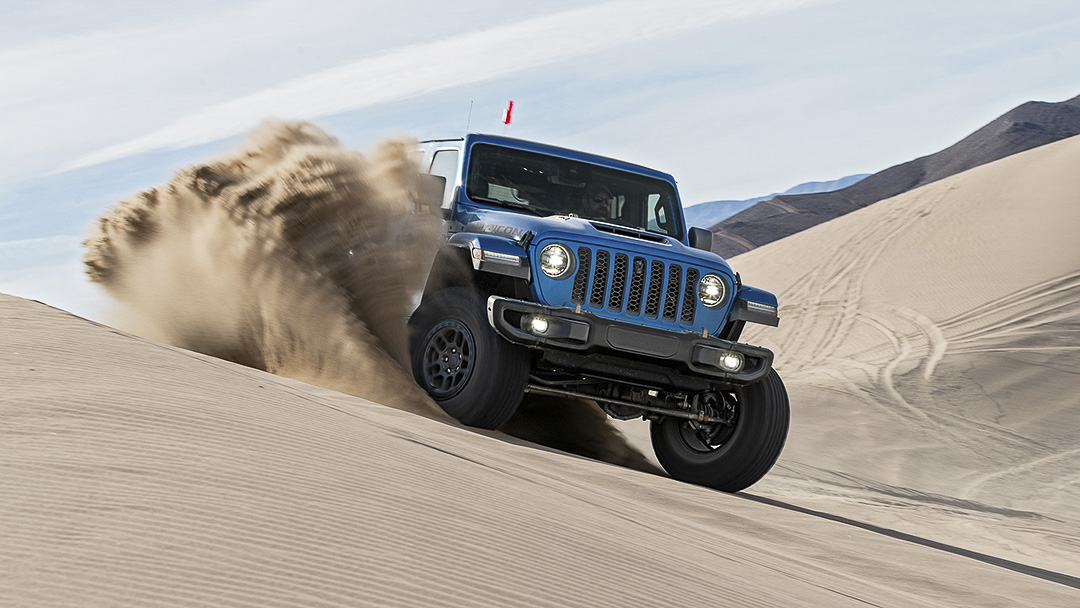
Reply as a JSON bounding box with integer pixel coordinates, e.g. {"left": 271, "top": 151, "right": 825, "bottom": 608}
{"left": 590, "top": 222, "right": 669, "bottom": 243}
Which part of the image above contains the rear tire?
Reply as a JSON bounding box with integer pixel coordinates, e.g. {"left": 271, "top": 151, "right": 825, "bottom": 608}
{"left": 650, "top": 370, "right": 789, "bottom": 492}
{"left": 408, "top": 287, "right": 530, "bottom": 429}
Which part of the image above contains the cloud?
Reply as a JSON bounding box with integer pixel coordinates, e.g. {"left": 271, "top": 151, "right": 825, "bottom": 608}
{"left": 66, "top": 0, "right": 833, "bottom": 170}
{"left": 0, "top": 235, "right": 82, "bottom": 259}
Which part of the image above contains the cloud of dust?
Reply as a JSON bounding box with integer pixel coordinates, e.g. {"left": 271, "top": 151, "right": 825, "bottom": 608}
{"left": 83, "top": 120, "right": 446, "bottom": 418}
{"left": 83, "top": 120, "right": 659, "bottom": 473}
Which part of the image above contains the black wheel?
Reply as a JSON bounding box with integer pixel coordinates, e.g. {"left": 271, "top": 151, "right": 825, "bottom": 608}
{"left": 650, "top": 370, "right": 789, "bottom": 492}
{"left": 408, "top": 287, "right": 530, "bottom": 429}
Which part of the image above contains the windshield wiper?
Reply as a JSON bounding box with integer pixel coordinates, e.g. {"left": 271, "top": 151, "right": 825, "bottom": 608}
{"left": 469, "top": 196, "right": 544, "bottom": 216}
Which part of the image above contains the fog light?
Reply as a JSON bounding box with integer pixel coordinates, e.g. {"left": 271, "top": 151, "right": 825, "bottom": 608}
{"left": 716, "top": 351, "right": 744, "bottom": 372}
{"left": 528, "top": 316, "right": 550, "bottom": 335}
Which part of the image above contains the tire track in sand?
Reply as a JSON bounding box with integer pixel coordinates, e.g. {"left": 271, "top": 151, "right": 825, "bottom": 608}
{"left": 771, "top": 182, "right": 1051, "bottom": 455}
{"left": 775, "top": 183, "right": 948, "bottom": 373}
{"left": 942, "top": 271, "right": 1080, "bottom": 356}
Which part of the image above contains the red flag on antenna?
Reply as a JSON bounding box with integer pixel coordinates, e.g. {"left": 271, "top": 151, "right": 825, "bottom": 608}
{"left": 502, "top": 100, "right": 514, "bottom": 125}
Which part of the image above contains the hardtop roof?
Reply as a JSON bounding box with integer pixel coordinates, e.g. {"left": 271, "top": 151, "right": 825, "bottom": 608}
{"left": 420, "top": 133, "right": 676, "bottom": 183}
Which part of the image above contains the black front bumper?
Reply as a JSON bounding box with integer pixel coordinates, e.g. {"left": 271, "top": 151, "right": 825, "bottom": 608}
{"left": 486, "top": 296, "right": 773, "bottom": 385}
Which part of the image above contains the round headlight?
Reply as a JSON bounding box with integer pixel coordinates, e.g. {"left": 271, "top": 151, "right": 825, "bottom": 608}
{"left": 539, "top": 243, "right": 573, "bottom": 279}
{"left": 698, "top": 274, "right": 726, "bottom": 308}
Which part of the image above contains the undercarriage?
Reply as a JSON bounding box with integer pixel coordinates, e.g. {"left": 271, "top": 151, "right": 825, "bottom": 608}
{"left": 526, "top": 364, "right": 738, "bottom": 431}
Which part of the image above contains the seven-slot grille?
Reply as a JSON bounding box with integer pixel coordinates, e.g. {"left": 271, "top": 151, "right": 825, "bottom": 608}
{"left": 570, "top": 246, "right": 702, "bottom": 326}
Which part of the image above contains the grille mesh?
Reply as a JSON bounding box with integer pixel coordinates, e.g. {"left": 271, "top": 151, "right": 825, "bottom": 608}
{"left": 589, "top": 250, "right": 609, "bottom": 308}
{"left": 608, "top": 253, "right": 628, "bottom": 310}
{"left": 645, "top": 260, "right": 664, "bottom": 319}
{"left": 626, "top": 257, "right": 646, "bottom": 315}
{"left": 571, "top": 248, "right": 590, "bottom": 303}
{"left": 663, "top": 264, "right": 682, "bottom": 322}
{"left": 681, "top": 268, "right": 699, "bottom": 325}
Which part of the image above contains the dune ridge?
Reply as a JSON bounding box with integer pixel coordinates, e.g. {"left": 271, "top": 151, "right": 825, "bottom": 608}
{"left": 725, "top": 133, "right": 1080, "bottom": 575}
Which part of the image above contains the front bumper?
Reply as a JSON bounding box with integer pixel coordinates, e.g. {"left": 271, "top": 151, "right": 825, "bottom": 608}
{"left": 487, "top": 296, "right": 773, "bottom": 385}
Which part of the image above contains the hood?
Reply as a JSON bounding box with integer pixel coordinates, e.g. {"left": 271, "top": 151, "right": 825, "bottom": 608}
{"left": 456, "top": 205, "right": 733, "bottom": 274}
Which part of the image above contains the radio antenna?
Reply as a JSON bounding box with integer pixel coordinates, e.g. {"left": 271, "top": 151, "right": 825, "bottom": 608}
{"left": 465, "top": 100, "right": 474, "bottom": 132}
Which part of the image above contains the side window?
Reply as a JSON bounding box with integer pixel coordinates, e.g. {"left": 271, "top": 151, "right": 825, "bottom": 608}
{"left": 647, "top": 193, "right": 664, "bottom": 232}
{"left": 428, "top": 149, "right": 459, "bottom": 208}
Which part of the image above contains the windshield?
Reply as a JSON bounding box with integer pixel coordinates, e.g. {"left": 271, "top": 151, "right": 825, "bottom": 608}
{"left": 465, "top": 143, "right": 682, "bottom": 238}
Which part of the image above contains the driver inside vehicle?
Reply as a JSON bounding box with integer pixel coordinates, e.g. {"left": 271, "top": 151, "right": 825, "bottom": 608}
{"left": 580, "top": 184, "right": 614, "bottom": 220}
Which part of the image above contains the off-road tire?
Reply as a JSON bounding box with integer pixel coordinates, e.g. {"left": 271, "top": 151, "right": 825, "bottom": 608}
{"left": 650, "top": 369, "right": 789, "bottom": 492}
{"left": 408, "top": 287, "right": 530, "bottom": 429}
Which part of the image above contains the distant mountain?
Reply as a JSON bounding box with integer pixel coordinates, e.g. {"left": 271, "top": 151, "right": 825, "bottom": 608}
{"left": 684, "top": 197, "right": 770, "bottom": 230}
{"left": 683, "top": 174, "right": 869, "bottom": 229}
{"left": 780, "top": 175, "right": 871, "bottom": 196}
{"left": 711, "top": 93, "right": 1080, "bottom": 258}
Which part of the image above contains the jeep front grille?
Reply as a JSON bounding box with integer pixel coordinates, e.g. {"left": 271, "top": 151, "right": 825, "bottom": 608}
{"left": 571, "top": 247, "right": 697, "bottom": 326}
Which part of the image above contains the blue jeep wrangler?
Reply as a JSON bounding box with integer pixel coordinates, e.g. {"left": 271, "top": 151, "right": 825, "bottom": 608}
{"left": 410, "top": 134, "right": 788, "bottom": 492}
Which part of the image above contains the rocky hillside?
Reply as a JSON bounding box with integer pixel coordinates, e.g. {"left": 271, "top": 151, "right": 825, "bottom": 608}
{"left": 711, "top": 94, "right": 1080, "bottom": 257}
{"left": 683, "top": 173, "right": 868, "bottom": 230}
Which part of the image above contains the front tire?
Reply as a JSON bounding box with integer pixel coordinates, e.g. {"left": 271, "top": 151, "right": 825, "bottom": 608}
{"left": 408, "top": 287, "right": 530, "bottom": 429}
{"left": 650, "top": 370, "right": 789, "bottom": 492}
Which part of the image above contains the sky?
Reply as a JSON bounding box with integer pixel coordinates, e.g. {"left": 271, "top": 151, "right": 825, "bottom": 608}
{"left": 2, "top": 0, "right": 1079, "bottom": 319}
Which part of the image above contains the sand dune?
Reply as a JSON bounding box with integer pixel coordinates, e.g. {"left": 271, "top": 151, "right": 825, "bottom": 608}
{"left": 712, "top": 133, "right": 1080, "bottom": 577}
{"left": 3, "top": 293, "right": 1078, "bottom": 606}
{"left": 5, "top": 130, "right": 1080, "bottom": 605}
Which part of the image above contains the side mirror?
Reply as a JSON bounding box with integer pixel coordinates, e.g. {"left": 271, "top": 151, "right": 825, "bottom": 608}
{"left": 415, "top": 174, "right": 447, "bottom": 216}
{"left": 688, "top": 226, "right": 713, "bottom": 252}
